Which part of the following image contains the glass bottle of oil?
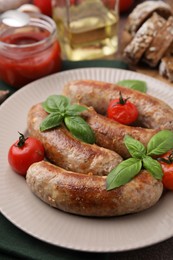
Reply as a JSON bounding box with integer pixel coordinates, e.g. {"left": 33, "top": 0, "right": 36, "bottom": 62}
{"left": 52, "top": 0, "right": 119, "bottom": 61}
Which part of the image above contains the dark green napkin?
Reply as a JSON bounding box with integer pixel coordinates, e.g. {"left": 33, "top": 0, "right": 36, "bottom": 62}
{"left": 61, "top": 59, "right": 128, "bottom": 71}
{"left": 0, "top": 214, "right": 108, "bottom": 260}
{"left": 0, "top": 59, "right": 128, "bottom": 260}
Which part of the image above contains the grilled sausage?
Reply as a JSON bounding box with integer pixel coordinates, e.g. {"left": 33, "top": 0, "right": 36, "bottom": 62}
{"left": 63, "top": 80, "right": 173, "bottom": 130}
{"left": 26, "top": 160, "right": 163, "bottom": 217}
{"left": 81, "top": 106, "right": 159, "bottom": 158}
{"left": 27, "top": 103, "right": 122, "bottom": 176}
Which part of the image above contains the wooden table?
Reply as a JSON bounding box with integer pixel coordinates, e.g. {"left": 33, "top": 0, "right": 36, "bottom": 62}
{"left": 117, "top": 0, "right": 173, "bottom": 87}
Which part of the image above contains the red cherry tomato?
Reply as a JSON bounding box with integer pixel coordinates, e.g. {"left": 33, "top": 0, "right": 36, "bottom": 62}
{"left": 8, "top": 132, "right": 45, "bottom": 176}
{"left": 107, "top": 92, "right": 138, "bottom": 125}
{"left": 103, "top": 0, "right": 134, "bottom": 13}
{"left": 119, "top": 0, "right": 134, "bottom": 13}
{"left": 33, "top": 0, "right": 52, "bottom": 17}
{"left": 157, "top": 150, "right": 173, "bottom": 191}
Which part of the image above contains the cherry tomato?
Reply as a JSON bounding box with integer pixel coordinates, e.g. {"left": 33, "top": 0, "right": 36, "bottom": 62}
{"left": 102, "top": 0, "right": 134, "bottom": 13}
{"left": 33, "top": 0, "right": 52, "bottom": 17}
{"left": 8, "top": 132, "right": 45, "bottom": 176}
{"left": 102, "top": 0, "right": 115, "bottom": 9}
{"left": 107, "top": 92, "right": 138, "bottom": 125}
{"left": 119, "top": 0, "right": 134, "bottom": 13}
{"left": 157, "top": 150, "right": 173, "bottom": 191}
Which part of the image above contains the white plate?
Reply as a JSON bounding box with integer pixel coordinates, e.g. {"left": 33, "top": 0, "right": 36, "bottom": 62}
{"left": 0, "top": 68, "right": 173, "bottom": 252}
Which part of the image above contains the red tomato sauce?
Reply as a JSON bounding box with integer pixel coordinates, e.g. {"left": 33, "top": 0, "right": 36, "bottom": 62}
{"left": 1, "top": 31, "right": 50, "bottom": 45}
{"left": 0, "top": 31, "right": 61, "bottom": 88}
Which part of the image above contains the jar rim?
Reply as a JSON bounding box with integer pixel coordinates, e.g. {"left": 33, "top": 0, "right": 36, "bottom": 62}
{"left": 0, "top": 12, "right": 57, "bottom": 49}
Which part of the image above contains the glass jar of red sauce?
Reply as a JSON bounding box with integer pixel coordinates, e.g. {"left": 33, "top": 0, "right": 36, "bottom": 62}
{"left": 0, "top": 12, "right": 61, "bottom": 88}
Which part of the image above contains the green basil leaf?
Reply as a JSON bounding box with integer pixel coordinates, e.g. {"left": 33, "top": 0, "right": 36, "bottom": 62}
{"left": 65, "top": 104, "right": 87, "bottom": 116}
{"left": 64, "top": 116, "right": 95, "bottom": 144}
{"left": 40, "top": 112, "right": 63, "bottom": 131}
{"left": 42, "top": 95, "right": 70, "bottom": 113}
{"left": 124, "top": 135, "right": 146, "bottom": 159}
{"left": 147, "top": 130, "right": 173, "bottom": 156}
{"left": 106, "top": 158, "right": 142, "bottom": 190}
{"left": 117, "top": 80, "right": 147, "bottom": 93}
{"left": 142, "top": 156, "right": 163, "bottom": 180}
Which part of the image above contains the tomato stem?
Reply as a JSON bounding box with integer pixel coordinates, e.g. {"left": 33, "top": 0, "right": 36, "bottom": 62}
{"left": 16, "top": 132, "right": 28, "bottom": 148}
{"left": 118, "top": 92, "right": 129, "bottom": 105}
{"left": 157, "top": 151, "right": 173, "bottom": 164}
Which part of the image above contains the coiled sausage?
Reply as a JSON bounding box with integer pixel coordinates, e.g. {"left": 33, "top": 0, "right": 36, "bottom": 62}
{"left": 26, "top": 160, "right": 163, "bottom": 217}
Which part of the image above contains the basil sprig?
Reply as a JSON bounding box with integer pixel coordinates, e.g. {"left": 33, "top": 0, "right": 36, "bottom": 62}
{"left": 107, "top": 158, "right": 142, "bottom": 190}
{"left": 64, "top": 116, "right": 95, "bottom": 144}
{"left": 106, "top": 130, "right": 173, "bottom": 190}
{"left": 40, "top": 95, "right": 95, "bottom": 144}
{"left": 117, "top": 79, "right": 147, "bottom": 93}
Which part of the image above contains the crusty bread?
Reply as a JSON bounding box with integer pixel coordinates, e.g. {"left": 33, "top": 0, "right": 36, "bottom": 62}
{"left": 159, "top": 56, "right": 173, "bottom": 81}
{"left": 143, "top": 16, "right": 173, "bottom": 67}
{"left": 123, "top": 12, "right": 166, "bottom": 65}
{"left": 125, "top": 1, "right": 172, "bottom": 35}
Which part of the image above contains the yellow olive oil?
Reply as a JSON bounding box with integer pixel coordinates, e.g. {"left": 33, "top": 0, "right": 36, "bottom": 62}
{"left": 53, "top": 0, "right": 119, "bottom": 60}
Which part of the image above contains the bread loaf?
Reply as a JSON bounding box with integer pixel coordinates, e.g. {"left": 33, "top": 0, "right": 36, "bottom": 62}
{"left": 143, "top": 16, "right": 173, "bottom": 67}
{"left": 123, "top": 0, "right": 173, "bottom": 80}
{"left": 125, "top": 1, "right": 172, "bottom": 35}
{"left": 123, "top": 13, "right": 166, "bottom": 65}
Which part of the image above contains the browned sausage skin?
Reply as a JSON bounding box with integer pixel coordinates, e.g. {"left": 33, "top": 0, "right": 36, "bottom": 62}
{"left": 26, "top": 160, "right": 163, "bottom": 217}
{"left": 27, "top": 103, "right": 123, "bottom": 176}
{"left": 81, "top": 106, "right": 159, "bottom": 158}
{"left": 63, "top": 80, "right": 173, "bottom": 130}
